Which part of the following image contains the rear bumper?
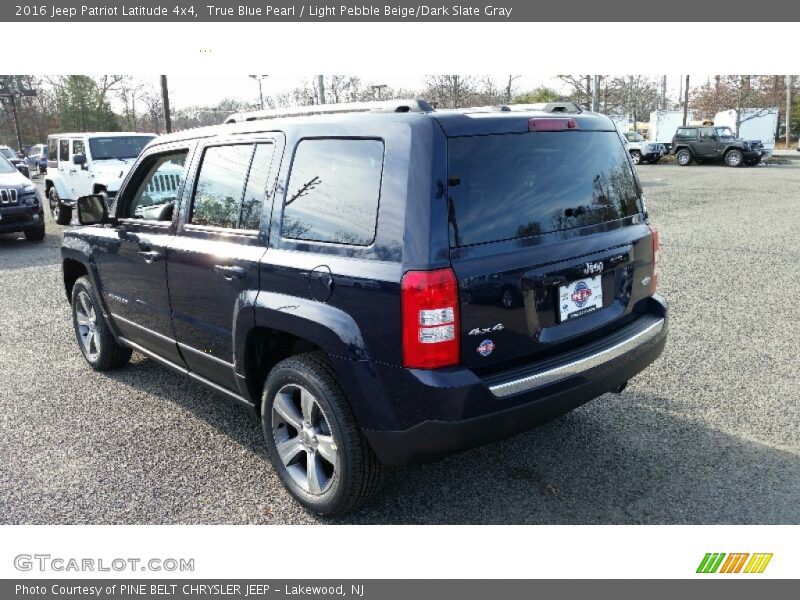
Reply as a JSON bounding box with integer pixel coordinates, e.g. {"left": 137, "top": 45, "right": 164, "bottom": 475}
{"left": 364, "top": 295, "right": 668, "bottom": 466}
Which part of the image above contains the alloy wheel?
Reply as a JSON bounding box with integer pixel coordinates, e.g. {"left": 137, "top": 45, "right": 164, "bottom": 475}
{"left": 75, "top": 290, "right": 101, "bottom": 360}
{"left": 271, "top": 383, "right": 338, "bottom": 495}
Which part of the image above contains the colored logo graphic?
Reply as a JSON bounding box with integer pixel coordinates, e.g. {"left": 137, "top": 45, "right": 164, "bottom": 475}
{"left": 696, "top": 553, "right": 773, "bottom": 574}
{"left": 477, "top": 339, "right": 495, "bottom": 357}
{"left": 571, "top": 282, "right": 593, "bottom": 307}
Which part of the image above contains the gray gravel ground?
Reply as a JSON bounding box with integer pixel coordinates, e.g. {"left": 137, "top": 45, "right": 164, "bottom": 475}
{"left": 1, "top": 163, "right": 798, "bottom": 524}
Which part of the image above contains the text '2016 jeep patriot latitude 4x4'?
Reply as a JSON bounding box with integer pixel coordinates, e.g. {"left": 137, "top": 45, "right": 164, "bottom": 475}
{"left": 62, "top": 100, "right": 667, "bottom": 515}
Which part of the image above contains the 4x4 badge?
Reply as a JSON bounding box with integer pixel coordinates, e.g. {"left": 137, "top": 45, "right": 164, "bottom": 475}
{"left": 468, "top": 324, "right": 504, "bottom": 336}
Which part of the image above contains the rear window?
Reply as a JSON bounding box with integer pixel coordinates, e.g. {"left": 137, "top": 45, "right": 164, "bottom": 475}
{"left": 447, "top": 131, "right": 641, "bottom": 247}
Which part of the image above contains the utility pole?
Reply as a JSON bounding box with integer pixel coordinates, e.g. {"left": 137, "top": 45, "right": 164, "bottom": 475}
{"left": 317, "top": 75, "right": 325, "bottom": 104}
{"left": 592, "top": 75, "right": 600, "bottom": 112}
{"left": 160, "top": 75, "right": 172, "bottom": 134}
{"left": 661, "top": 75, "right": 667, "bottom": 110}
{"left": 786, "top": 75, "right": 793, "bottom": 148}
{"left": 682, "top": 75, "right": 690, "bottom": 126}
{"left": 370, "top": 84, "right": 388, "bottom": 101}
{"left": 250, "top": 75, "right": 267, "bottom": 110}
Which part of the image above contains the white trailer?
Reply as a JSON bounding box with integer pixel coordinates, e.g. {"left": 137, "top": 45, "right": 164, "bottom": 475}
{"left": 649, "top": 110, "right": 692, "bottom": 148}
{"left": 713, "top": 108, "right": 779, "bottom": 158}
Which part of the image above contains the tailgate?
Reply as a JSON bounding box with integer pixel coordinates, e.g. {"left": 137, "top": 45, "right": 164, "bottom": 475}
{"left": 446, "top": 127, "right": 654, "bottom": 370}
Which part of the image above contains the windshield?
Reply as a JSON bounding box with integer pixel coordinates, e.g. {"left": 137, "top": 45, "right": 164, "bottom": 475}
{"left": 626, "top": 132, "right": 644, "bottom": 142}
{"left": 716, "top": 127, "right": 736, "bottom": 139}
{"left": 88, "top": 136, "right": 155, "bottom": 160}
{"left": 0, "top": 148, "right": 17, "bottom": 159}
{"left": 447, "top": 131, "right": 642, "bottom": 247}
{"left": 0, "top": 155, "right": 17, "bottom": 174}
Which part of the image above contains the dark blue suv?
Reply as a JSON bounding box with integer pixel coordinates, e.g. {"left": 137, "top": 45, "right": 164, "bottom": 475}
{"left": 62, "top": 100, "right": 667, "bottom": 515}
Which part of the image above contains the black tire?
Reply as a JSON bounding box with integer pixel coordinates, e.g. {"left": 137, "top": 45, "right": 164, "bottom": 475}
{"left": 71, "top": 276, "right": 132, "bottom": 370}
{"left": 261, "top": 352, "right": 384, "bottom": 516}
{"left": 49, "top": 187, "right": 72, "bottom": 225}
{"left": 629, "top": 150, "right": 642, "bottom": 165}
{"left": 675, "top": 148, "right": 693, "bottom": 166}
{"left": 24, "top": 224, "right": 45, "bottom": 241}
{"left": 725, "top": 149, "right": 744, "bottom": 167}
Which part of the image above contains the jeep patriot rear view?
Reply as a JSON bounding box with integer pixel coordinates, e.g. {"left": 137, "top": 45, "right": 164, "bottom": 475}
{"left": 61, "top": 100, "right": 668, "bottom": 515}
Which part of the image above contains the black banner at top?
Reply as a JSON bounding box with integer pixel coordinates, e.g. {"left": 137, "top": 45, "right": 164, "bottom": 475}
{"left": 4, "top": 0, "right": 800, "bottom": 22}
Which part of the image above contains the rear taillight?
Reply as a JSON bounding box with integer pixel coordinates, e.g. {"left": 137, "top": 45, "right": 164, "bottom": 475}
{"left": 528, "top": 117, "right": 578, "bottom": 131}
{"left": 648, "top": 223, "right": 660, "bottom": 294}
{"left": 402, "top": 268, "right": 460, "bottom": 369}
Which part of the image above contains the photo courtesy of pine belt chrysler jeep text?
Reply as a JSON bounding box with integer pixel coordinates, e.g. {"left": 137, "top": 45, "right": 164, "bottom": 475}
{"left": 61, "top": 100, "right": 668, "bottom": 516}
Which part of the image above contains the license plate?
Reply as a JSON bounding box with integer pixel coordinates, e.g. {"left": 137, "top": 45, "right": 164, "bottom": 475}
{"left": 558, "top": 275, "right": 603, "bottom": 322}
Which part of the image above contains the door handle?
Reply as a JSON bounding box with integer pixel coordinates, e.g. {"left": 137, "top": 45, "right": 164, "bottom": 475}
{"left": 214, "top": 264, "right": 246, "bottom": 280}
{"left": 137, "top": 250, "right": 162, "bottom": 264}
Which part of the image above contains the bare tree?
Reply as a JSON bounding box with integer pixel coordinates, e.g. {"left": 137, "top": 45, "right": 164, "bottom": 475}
{"left": 421, "top": 75, "right": 478, "bottom": 109}
{"left": 691, "top": 75, "right": 783, "bottom": 133}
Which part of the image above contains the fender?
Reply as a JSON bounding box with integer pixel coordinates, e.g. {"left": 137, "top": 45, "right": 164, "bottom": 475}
{"left": 92, "top": 176, "right": 123, "bottom": 194}
{"left": 61, "top": 232, "right": 115, "bottom": 330}
{"left": 239, "top": 291, "right": 397, "bottom": 430}
{"left": 251, "top": 290, "right": 369, "bottom": 363}
{"left": 45, "top": 172, "right": 71, "bottom": 201}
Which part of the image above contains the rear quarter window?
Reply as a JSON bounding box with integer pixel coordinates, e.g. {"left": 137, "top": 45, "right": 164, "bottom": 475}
{"left": 675, "top": 128, "right": 698, "bottom": 139}
{"left": 281, "top": 138, "right": 384, "bottom": 246}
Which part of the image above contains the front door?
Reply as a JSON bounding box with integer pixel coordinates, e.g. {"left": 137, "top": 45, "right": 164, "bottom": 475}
{"left": 69, "top": 138, "right": 92, "bottom": 198}
{"left": 94, "top": 144, "right": 192, "bottom": 365}
{"left": 167, "top": 139, "right": 278, "bottom": 390}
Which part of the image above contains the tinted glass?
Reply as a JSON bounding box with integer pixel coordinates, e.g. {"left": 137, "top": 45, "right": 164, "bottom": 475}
{"left": 125, "top": 150, "right": 188, "bottom": 221}
{"left": 0, "top": 148, "right": 16, "bottom": 159}
{"left": 191, "top": 144, "right": 253, "bottom": 229}
{"left": 88, "top": 136, "right": 154, "bottom": 160}
{"left": 447, "top": 131, "right": 641, "bottom": 247}
{"left": 59, "top": 140, "right": 70, "bottom": 161}
{"left": 282, "top": 139, "right": 384, "bottom": 246}
{"left": 73, "top": 140, "right": 85, "bottom": 155}
{"left": 48, "top": 139, "right": 58, "bottom": 161}
{"left": 240, "top": 143, "right": 274, "bottom": 231}
{"left": 676, "top": 128, "right": 697, "bottom": 139}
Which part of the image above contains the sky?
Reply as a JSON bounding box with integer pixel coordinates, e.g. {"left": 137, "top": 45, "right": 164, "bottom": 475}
{"left": 111, "top": 74, "right": 711, "bottom": 115}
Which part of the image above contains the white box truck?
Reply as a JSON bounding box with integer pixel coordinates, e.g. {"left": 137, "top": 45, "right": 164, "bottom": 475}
{"left": 649, "top": 110, "right": 692, "bottom": 153}
{"left": 714, "top": 108, "right": 779, "bottom": 158}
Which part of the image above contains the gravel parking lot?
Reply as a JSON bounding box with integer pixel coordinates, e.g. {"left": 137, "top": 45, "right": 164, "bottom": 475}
{"left": 1, "top": 162, "right": 798, "bottom": 525}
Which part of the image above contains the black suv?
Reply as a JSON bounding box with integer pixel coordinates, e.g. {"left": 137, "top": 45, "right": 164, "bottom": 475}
{"left": 0, "top": 154, "right": 44, "bottom": 241}
{"left": 672, "top": 125, "right": 765, "bottom": 167}
{"left": 61, "top": 101, "right": 668, "bottom": 515}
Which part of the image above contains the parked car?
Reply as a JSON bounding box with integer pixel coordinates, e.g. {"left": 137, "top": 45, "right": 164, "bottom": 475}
{"left": 0, "top": 145, "right": 30, "bottom": 179}
{"left": 45, "top": 132, "right": 155, "bottom": 225}
{"left": 26, "top": 143, "right": 48, "bottom": 176}
{"left": 672, "top": 126, "right": 765, "bottom": 167}
{"left": 61, "top": 101, "right": 667, "bottom": 515}
{"left": 623, "top": 131, "right": 666, "bottom": 164}
{"left": 0, "top": 154, "right": 44, "bottom": 241}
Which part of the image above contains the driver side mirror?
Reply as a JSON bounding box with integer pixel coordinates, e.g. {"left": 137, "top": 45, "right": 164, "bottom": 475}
{"left": 73, "top": 153, "right": 87, "bottom": 169}
{"left": 77, "top": 194, "right": 113, "bottom": 226}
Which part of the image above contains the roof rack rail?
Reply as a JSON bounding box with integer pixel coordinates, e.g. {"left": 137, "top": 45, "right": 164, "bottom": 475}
{"left": 500, "top": 101, "right": 584, "bottom": 114}
{"left": 224, "top": 99, "right": 434, "bottom": 124}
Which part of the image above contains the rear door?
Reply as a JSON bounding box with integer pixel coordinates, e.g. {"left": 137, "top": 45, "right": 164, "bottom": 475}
{"left": 166, "top": 136, "right": 280, "bottom": 391}
{"left": 446, "top": 125, "right": 656, "bottom": 370}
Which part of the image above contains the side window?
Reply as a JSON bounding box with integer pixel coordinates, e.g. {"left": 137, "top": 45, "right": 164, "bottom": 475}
{"left": 190, "top": 144, "right": 253, "bottom": 229}
{"left": 282, "top": 139, "right": 384, "bottom": 246}
{"left": 240, "top": 143, "right": 274, "bottom": 231}
{"left": 73, "top": 140, "right": 85, "bottom": 155}
{"left": 48, "top": 139, "right": 58, "bottom": 161}
{"left": 122, "top": 150, "right": 188, "bottom": 221}
{"left": 59, "top": 139, "right": 70, "bottom": 162}
{"left": 700, "top": 129, "right": 715, "bottom": 139}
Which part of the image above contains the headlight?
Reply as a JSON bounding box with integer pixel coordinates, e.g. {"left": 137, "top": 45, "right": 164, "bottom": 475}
{"left": 24, "top": 184, "right": 36, "bottom": 193}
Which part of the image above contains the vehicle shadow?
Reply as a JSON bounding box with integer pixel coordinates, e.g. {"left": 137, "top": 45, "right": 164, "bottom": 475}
{"left": 105, "top": 358, "right": 800, "bottom": 525}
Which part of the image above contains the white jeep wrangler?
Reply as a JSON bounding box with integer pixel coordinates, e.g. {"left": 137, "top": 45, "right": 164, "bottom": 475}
{"left": 45, "top": 132, "right": 156, "bottom": 224}
{"left": 623, "top": 131, "right": 666, "bottom": 165}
